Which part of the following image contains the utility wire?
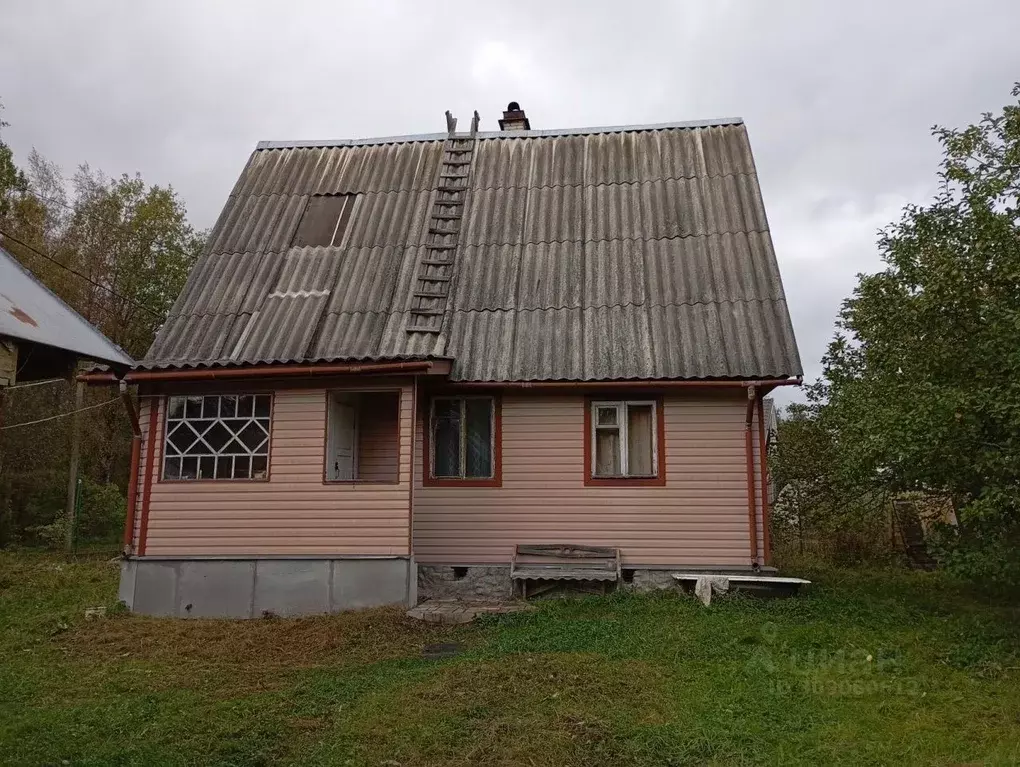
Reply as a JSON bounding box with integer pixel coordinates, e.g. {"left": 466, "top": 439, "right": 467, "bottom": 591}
{"left": 0, "top": 396, "right": 120, "bottom": 430}
{"left": 4, "top": 378, "right": 66, "bottom": 390}
{"left": 0, "top": 228, "right": 161, "bottom": 319}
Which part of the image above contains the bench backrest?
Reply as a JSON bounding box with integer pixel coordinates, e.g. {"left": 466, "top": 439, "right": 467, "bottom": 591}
{"left": 512, "top": 544, "right": 620, "bottom": 571}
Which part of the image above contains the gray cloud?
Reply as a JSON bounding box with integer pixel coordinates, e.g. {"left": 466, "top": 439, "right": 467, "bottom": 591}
{"left": 2, "top": 0, "right": 1018, "bottom": 407}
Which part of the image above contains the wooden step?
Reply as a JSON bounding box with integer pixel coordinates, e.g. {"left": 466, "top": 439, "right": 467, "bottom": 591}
{"left": 421, "top": 258, "right": 454, "bottom": 266}
{"left": 437, "top": 185, "right": 467, "bottom": 193}
{"left": 407, "top": 326, "right": 442, "bottom": 333}
{"left": 432, "top": 213, "right": 462, "bottom": 221}
{"left": 417, "top": 274, "right": 451, "bottom": 282}
{"left": 414, "top": 290, "right": 449, "bottom": 299}
{"left": 408, "top": 308, "right": 445, "bottom": 316}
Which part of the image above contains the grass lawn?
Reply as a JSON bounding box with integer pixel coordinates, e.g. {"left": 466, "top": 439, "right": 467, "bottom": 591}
{"left": 1, "top": 551, "right": 1018, "bottom": 766}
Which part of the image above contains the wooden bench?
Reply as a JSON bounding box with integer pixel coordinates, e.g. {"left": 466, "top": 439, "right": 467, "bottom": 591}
{"left": 510, "top": 544, "right": 621, "bottom": 599}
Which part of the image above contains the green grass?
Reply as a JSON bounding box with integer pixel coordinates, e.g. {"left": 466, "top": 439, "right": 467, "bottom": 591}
{"left": 1, "top": 551, "right": 1018, "bottom": 766}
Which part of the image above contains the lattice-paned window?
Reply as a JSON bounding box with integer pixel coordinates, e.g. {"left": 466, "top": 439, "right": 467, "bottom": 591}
{"left": 162, "top": 394, "right": 272, "bottom": 481}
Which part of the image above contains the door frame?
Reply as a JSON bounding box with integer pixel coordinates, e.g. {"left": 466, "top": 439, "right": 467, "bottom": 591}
{"left": 321, "top": 386, "right": 404, "bottom": 485}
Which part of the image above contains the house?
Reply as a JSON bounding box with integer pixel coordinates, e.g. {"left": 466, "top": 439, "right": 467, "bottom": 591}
{"left": 88, "top": 103, "right": 802, "bottom": 617}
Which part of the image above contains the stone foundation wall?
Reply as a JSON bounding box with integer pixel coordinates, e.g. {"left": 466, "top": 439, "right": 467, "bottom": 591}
{"left": 623, "top": 568, "right": 678, "bottom": 592}
{"left": 418, "top": 565, "right": 686, "bottom": 600}
{"left": 417, "top": 565, "right": 513, "bottom": 602}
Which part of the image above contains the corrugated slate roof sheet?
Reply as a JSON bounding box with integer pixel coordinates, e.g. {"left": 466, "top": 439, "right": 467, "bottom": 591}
{"left": 144, "top": 117, "right": 802, "bottom": 381}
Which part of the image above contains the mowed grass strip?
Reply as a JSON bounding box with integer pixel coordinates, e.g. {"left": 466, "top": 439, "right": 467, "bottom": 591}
{"left": 1, "top": 550, "right": 1018, "bottom": 766}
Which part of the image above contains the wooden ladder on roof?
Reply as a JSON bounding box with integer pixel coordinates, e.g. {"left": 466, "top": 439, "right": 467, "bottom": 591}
{"left": 406, "top": 111, "right": 479, "bottom": 334}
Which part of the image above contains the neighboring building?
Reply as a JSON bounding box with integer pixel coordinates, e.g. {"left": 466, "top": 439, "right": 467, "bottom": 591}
{"left": 90, "top": 104, "right": 802, "bottom": 617}
{"left": 0, "top": 243, "right": 133, "bottom": 387}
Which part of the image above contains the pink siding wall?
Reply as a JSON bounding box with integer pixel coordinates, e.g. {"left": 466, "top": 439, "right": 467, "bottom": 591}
{"left": 357, "top": 392, "right": 400, "bottom": 482}
{"left": 133, "top": 382, "right": 413, "bottom": 556}
{"left": 413, "top": 391, "right": 766, "bottom": 567}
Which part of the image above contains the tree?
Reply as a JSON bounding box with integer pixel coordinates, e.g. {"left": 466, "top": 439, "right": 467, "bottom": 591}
{"left": 0, "top": 100, "right": 205, "bottom": 547}
{"left": 0, "top": 100, "right": 28, "bottom": 217}
{"left": 820, "top": 84, "right": 1020, "bottom": 584}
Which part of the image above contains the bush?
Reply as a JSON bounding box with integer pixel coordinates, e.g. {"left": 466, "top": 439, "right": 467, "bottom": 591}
{"left": 78, "top": 479, "right": 126, "bottom": 543}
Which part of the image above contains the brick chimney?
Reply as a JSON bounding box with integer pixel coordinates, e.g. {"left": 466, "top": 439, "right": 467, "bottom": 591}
{"left": 498, "top": 101, "right": 531, "bottom": 131}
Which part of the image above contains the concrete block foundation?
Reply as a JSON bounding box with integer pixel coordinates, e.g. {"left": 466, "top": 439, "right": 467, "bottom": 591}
{"left": 120, "top": 557, "right": 414, "bottom": 618}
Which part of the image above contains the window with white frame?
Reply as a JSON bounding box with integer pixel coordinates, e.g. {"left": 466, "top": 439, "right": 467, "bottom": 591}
{"left": 430, "top": 396, "right": 495, "bottom": 479}
{"left": 591, "top": 400, "right": 658, "bottom": 478}
{"left": 163, "top": 394, "right": 271, "bottom": 480}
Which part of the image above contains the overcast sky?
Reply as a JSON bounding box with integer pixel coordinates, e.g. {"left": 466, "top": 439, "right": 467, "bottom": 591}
{"left": 1, "top": 0, "right": 1017, "bottom": 405}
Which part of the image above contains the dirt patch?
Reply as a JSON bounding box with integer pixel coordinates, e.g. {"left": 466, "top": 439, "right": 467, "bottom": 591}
{"left": 61, "top": 607, "right": 465, "bottom": 669}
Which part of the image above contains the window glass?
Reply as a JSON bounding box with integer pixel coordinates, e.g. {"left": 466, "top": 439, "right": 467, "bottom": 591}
{"left": 464, "top": 398, "right": 493, "bottom": 478}
{"left": 433, "top": 400, "right": 461, "bottom": 478}
{"left": 627, "top": 404, "right": 654, "bottom": 476}
{"left": 431, "top": 397, "right": 495, "bottom": 480}
{"left": 595, "top": 429, "right": 621, "bottom": 475}
{"left": 596, "top": 406, "right": 618, "bottom": 426}
{"left": 291, "top": 194, "right": 357, "bottom": 248}
{"left": 162, "top": 393, "right": 271, "bottom": 480}
{"left": 592, "top": 400, "right": 658, "bottom": 479}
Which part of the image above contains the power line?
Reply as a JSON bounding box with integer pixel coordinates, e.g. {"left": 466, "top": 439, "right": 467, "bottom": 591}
{"left": 4, "top": 377, "right": 66, "bottom": 390}
{"left": 0, "top": 396, "right": 120, "bottom": 430}
{"left": 0, "top": 228, "right": 161, "bottom": 319}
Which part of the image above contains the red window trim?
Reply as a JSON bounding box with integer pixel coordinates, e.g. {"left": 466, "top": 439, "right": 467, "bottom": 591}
{"left": 583, "top": 394, "right": 666, "bottom": 487}
{"left": 423, "top": 393, "right": 502, "bottom": 488}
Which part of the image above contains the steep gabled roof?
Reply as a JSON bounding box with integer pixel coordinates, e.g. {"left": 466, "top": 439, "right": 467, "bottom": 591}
{"left": 144, "top": 117, "right": 802, "bottom": 381}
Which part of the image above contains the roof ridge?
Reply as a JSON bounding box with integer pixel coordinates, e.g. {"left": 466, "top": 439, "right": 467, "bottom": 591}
{"left": 255, "top": 117, "right": 745, "bottom": 151}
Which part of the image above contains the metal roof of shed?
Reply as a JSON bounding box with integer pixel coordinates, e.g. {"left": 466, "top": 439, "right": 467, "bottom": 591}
{"left": 0, "top": 244, "right": 134, "bottom": 369}
{"left": 144, "top": 116, "right": 802, "bottom": 381}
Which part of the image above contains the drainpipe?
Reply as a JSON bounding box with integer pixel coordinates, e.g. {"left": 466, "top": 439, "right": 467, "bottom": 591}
{"left": 744, "top": 386, "right": 760, "bottom": 567}
{"left": 407, "top": 376, "right": 418, "bottom": 607}
{"left": 407, "top": 376, "right": 417, "bottom": 558}
{"left": 119, "top": 380, "right": 142, "bottom": 556}
{"left": 136, "top": 398, "right": 160, "bottom": 557}
{"left": 80, "top": 360, "right": 434, "bottom": 384}
{"left": 757, "top": 391, "right": 772, "bottom": 566}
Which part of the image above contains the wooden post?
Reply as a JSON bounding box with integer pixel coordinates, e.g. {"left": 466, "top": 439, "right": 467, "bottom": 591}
{"left": 64, "top": 380, "right": 84, "bottom": 554}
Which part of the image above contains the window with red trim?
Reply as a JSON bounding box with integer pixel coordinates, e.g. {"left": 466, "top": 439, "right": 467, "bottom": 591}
{"left": 585, "top": 397, "right": 665, "bottom": 486}
{"left": 427, "top": 395, "right": 499, "bottom": 483}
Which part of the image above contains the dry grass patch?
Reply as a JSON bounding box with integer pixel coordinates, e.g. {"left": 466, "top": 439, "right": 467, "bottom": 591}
{"left": 63, "top": 607, "right": 464, "bottom": 669}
